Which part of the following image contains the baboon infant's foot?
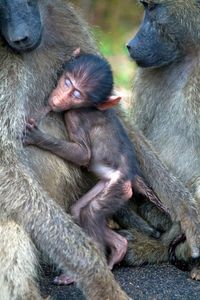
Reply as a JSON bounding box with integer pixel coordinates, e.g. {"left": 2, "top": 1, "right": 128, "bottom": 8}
{"left": 108, "top": 234, "right": 128, "bottom": 270}
{"left": 53, "top": 274, "right": 74, "bottom": 285}
{"left": 190, "top": 267, "right": 200, "bottom": 281}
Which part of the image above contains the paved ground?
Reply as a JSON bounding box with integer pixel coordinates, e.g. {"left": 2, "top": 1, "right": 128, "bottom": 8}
{"left": 40, "top": 264, "right": 200, "bottom": 299}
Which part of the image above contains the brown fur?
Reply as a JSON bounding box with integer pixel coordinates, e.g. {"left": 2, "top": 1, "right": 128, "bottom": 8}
{"left": 0, "top": 1, "right": 130, "bottom": 299}
{"left": 120, "top": 0, "right": 200, "bottom": 278}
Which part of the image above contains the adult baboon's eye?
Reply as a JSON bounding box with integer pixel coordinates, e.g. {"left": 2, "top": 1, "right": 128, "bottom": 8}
{"left": 27, "top": 0, "right": 37, "bottom": 6}
{"left": 148, "top": 2, "right": 157, "bottom": 11}
{"left": 140, "top": 1, "right": 148, "bottom": 9}
{"left": 140, "top": 1, "right": 157, "bottom": 11}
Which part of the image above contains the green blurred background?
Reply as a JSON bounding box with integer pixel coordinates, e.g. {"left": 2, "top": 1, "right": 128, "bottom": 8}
{"left": 71, "top": 0, "right": 143, "bottom": 96}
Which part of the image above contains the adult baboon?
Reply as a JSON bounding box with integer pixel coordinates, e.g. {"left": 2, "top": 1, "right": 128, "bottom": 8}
{"left": 0, "top": 1, "right": 200, "bottom": 299}
{"left": 125, "top": 0, "right": 200, "bottom": 279}
{"left": 0, "top": 1, "right": 131, "bottom": 299}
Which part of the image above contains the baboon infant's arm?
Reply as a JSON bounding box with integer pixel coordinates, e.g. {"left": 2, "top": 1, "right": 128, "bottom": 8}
{"left": 23, "top": 118, "right": 91, "bottom": 167}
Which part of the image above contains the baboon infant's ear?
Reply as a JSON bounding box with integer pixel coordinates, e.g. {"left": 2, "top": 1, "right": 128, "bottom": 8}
{"left": 97, "top": 96, "right": 121, "bottom": 111}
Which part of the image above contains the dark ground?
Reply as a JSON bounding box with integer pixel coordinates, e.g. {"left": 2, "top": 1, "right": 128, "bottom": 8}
{"left": 40, "top": 264, "right": 200, "bottom": 300}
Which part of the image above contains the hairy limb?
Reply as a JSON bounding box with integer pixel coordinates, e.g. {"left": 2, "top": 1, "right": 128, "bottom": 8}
{"left": 22, "top": 119, "right": 90, "bottom": 166}
{"left": 129, "top": 128, "right": 200, "bottom": 258}
{"left": 1, "top": 165, "right": 129, "bottom": 300}
{"left": 54, "top": 226, "right": 127, "bottom": 284}
{"left": 71, "top": 181, "right": 106, "bottom": 221}
{"left": 0, "top": 220, "right": 44, "bottom": 300}
{"left": 119, "top": 228, "right": 169, "bottom": 266}
{"left": 133, "top": 176, "right": 168, "bottom": 213}
{"left": 53, "top": 180, "right": 127, "bottom": 285}
{"left": 137, "top": 201, "right": 172, "bottom": 233}
{"left": 78, "top": 179, "right": 131, "bottom": 268}
{"left": 114, "top": 204, "right": 161, "bottom": 239}
{"left": 119, "top": 222, "right": 181, "bottom": 267}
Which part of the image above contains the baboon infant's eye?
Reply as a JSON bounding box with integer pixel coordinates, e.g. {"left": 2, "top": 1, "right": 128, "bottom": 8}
{"left": 65, "top": 78, "right": 72, "bottom": 88}
{"left": 73, "top": 90, "right": 81, "bottom": 99}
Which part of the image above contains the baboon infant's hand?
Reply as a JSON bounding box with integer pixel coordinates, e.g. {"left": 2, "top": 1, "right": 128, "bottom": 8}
{"left": 22, "top": 118, "right": 43, "bottom": 146}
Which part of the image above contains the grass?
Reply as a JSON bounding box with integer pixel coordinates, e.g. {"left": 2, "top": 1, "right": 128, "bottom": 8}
{"left": 93, "top": 28, "right": 137, "bottom": 90}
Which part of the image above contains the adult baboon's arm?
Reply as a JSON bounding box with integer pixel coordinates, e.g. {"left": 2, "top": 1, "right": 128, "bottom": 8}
{"left": 0, "top": 163, "right": 130, "bottom": 300}
{"left": 130, "top": 128, "right": 200, "bottom": 258}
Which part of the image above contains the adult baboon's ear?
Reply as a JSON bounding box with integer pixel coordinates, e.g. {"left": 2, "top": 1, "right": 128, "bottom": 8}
{"left": 72, "top": 48, "right": 81, "bottom": 57}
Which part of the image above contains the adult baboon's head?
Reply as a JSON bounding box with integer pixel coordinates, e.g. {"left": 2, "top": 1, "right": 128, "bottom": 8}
{"left": 0, "top": 0, "right": 42, "bottom": 52}
{"left": 127, "top": 0, "right": 200, "bottom": 68}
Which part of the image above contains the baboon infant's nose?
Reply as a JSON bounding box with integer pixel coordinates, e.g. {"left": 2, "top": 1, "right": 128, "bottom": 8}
{"left": 51, "top": 97, "right": 60, "bottom": 106}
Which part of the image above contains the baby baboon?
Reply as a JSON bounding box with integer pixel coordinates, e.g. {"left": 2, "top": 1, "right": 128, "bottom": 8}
{"left": 23, "top": 51, "right": 164, "bottom": 272}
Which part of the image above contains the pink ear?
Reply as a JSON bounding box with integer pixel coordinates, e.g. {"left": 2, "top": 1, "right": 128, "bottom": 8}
{"left": 72, "top": 48, "right": 81, "bottom": 57}
{"left": 97, "top": 96, "right": 121, "bottom": 111}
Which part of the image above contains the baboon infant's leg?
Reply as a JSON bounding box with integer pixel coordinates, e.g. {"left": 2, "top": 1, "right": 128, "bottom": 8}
{"left": 54, "top": 179, "right": 131, "bottom": 285}
{"left": 77, "top": 178, "right": 131, "bottom": 265}
{"left": 71, "top": 181, "right": 107, "bottom": 221}
{"left": 54, "top": 181, "right": 108, "bottom": 286}
{"left": 72, "top": 180, "right": 132, "bottom": 221}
